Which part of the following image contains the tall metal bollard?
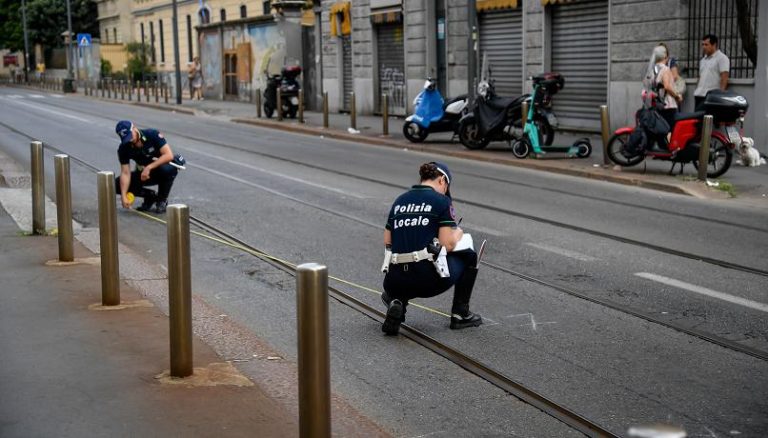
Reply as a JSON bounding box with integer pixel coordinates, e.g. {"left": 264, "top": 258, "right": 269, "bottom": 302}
{"left": 97, "top": 172, "right": 120, "bottom": 305}
{"left": 121, "top": 80, "right": 125, "bottom": 100}
{"left": 155, "top": 81, "right": 159, "bottom": 103}
{"left": 698, "top": 115, "right": 713, "bottom": 181}
{"left": 521, "top": 101, "right": 529, "bottom": 128}
{"left": 350, "top": 92, "right": 357, "bottom": 130}
{"left": 128, "top": 81, "right": 132, "bottom": 101}
{"left": 299, "top": 89, "right": 305, "bottom": 123}
{"left": 599, "top": 105, "right": 611, "bottom": 165}
{"left": 167, "top": 204, "right": 193, "bottom": 377}
{"left": 164, "top": 83, "right": 169, "bottom": 104}
{"left": 30, "top": 141, "right": 45, "bottom": 235}
{"left": 296, "top": 263, "right": 331, "bottom": 438}
{"left": 323, "top": 91, "right": 329, "bottom": 128}
{"left": 256, "top": 88, "right": 262, "bottom": 118}
{"left": 101, "top": 80, "right": 105, "bottom": 98}
{"left": 109, "top": 80, "right": 114, "bottom": 99}
{"left": 143, "top": 80, "right": 148, "bottom": 102}
{"left": 382, "top": 93, "right": 389, "bottom": 136}
{"left": 54, "top": 155, "right": 74, "bottom": 262}
{"left": 277, "top": 88, "right": 283, "bottom": 121}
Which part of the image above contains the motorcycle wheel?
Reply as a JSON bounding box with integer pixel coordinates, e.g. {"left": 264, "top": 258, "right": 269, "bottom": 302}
{"left": 511, "top": 138, "right": 531, "bottom": 159}
{"left": 692, "top": 135, "right": 732, "bottom": 178}
{"left": 458, "top": 116, "right": 490, "bottom": 150}
{"left": 606, "top": 132, "right": 645, "bottom": 167}
{"left": 403, "top": 121, "right": 428, "bottom": 143}
{"left": 264, "top": 103, "right": 274, "bottom": 119}
{"left": 575, "top": 138, "right": 592, "bottom": 158}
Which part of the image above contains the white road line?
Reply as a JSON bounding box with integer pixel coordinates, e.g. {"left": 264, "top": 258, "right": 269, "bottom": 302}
{"left": 525, "top": 242, "right": 597, "bottom": 261}
{"left": 51, "top": 94, "right": 64, "bottom": 98}
{"left": 504, "top": 313, "right": 556, "bottom": 331}
{"left": 6, "top": 98, "right": 91, "bottom": 123}
{"left": 185, "top": 147, "right": 366, "bottom": 199}
{"left": 635, "top": 272, "right": 768, "bottom": 313}
{"left": 29, "top": 94, "right": 44, "bottom": 99}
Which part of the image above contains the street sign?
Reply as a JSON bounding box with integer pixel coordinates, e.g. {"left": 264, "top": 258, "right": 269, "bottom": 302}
{"left": 77, "top": 33, "right": 92, "bottom": 47}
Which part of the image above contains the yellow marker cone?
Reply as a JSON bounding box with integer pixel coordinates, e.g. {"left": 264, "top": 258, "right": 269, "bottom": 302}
{"left": 126, "top": 192, "right": 135, "bottom": 205}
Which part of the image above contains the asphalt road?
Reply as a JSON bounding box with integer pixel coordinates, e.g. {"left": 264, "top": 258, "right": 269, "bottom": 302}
{"left": 1, "top": 86, "right": 766, "bottom": 437}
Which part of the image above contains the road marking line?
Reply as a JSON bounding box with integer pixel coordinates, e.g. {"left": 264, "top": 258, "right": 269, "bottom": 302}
{"left": 504, "top": 313, "right": 556, "bottom": 331}
{"left": 29, "top": 94, "right": 44, "bottom": 98}
{"left": 525, "top": 242, "right": 598, "bottom": 261}
{"left": 51, "top": 94, "right": 64, "bottom": 98}
{"left": 635, "top": 272, "right": 768, "bottom": 313}
{"left": 7, "top": 98, "right": 90, "bottom": 123}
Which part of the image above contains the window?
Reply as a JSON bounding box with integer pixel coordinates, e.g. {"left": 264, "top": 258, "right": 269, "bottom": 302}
{"left": 199, "top": 8, "right": 210, "bottom": 25}
{"left": 262, "top": 1, "right": 271, "bottom": 15}
{"left": 149, "top": 21, "right": 155, "bottom": 63}
{"left": 159, "top": 20, "right": 165, "bottom": 62}
{"left": 104, "top": 29, "right": 109, "bottom": 43}
{"left": 140, "top": 22, "right": 145, "bottom": 47}
{"left": 220, "top": 8, "right": 226, "bottom": 21}
{"left": 686, "top": 0, "right": 759, "bottom": 79}
{"left": 240, "top": 5, "right": 246, "bottom": 18}
{"left": 113, "top": 28, "right": 118, "bottom": 44}
{"left": 187, "top": 15, "right": 193, "bottom": 62}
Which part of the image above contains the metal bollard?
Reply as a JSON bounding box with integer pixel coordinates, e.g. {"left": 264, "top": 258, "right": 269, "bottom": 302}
{"left": 128, "top": 81, "right": 132, "bottom": 101}
{"left": 277, "top": 88, "right": 283, "bottom": 121}
{"left": 323, "top": 91, "right": 329, "bottom": 128}
{"left": 30, "top": 141, "right": 45, "bottom": 235}
{"left": 698, "top": 115, "right": 714, "bottom": 181}
{"left": 155, "top": 81, "right": 159, "bottom": 103}
{"left": 164, "top": 83, "right": 169, "bottom": 104}
{"left": 382, "top": 93, "right": 389, "bottom": 136}
{"left": 97, "top": 172, "right": 120, "bottom": 306}
{"left": 121, "top": 81, "right": 125, "bottom": 100}
{"left": 599, "top": 105, "right": 611, "bottom": 165}
{"left": 143, "top": 80, "right": 148, "bottom": 101}
{"left": 167, "top": 204, "right": 193, "bottom": 378}
{"left": 109, "top": 80, "right": 113, "bottom": 99}
{"left": 521, "top": 101, "right": 529, "bottom": 128}
{"left": 296, "top": 263, "right": 331, "bottom": 438}
{"left": 101, "top": 80, "right": 105, "bottom": 98}
{"left": 256, "top": 88, "right": 262, "bottom": 118}
{"left": 299, "top": 89, "right": 305, "bottom": 123}
{"left": 350, "top": 92, "right": 357, "bottom": 130}
{"left": 54, "top": 155, "right": 74, "bottom": 262}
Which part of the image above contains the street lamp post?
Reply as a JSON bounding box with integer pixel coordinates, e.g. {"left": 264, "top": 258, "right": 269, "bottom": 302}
{"left": 21, "top": 0, "right": 31, "bottom": 82}
{"left": 65, "top": 0, "right": 74, "bottom": 80}
{"left": 172, "top": 0, "right": 182, "bottom": 104}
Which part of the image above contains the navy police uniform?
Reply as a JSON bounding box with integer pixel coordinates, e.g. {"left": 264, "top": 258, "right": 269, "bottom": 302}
{"left": 115, "top": 122, "right": 178, "bottom": 211}
{"left": 382, "top": 162, "right": 481, "bottom": 335}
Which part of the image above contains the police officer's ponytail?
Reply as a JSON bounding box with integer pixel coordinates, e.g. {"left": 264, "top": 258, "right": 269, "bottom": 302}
{"left": 419, "top": 162, "right": 441, "bottom": 182}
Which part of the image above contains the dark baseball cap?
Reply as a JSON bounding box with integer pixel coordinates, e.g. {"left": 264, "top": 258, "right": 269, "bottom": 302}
{"left": 115, "top": 120, "right": 133, "bottom": 145}
{"left": 431, "top": 161, "right": 452, "bottom": 198}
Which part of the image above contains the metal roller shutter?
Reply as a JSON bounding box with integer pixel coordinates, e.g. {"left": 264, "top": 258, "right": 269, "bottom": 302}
{"left": 376, "top": 22, "right": 407, "bottom": 115}
{"left": 341, "top": 35, "right": 353, "bottom": 111}
{"left": 550, "top": 0, "right": 608, "bottom": 130}
{"left": 479, "top": 8, "right": 523, "bottom": 97}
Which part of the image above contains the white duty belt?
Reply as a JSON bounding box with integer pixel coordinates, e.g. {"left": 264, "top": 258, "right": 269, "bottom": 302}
{"left": 390, "top": 248, "right": 432, "bottom": 264}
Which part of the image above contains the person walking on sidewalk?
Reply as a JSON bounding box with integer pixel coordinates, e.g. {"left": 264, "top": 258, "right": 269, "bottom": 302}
{"left": 191, "top": 57, "right": 204, "bottom": 100}
{"left": 380, "top": 161, "right": 482, "bottom": 336}
{"left": 114, "top": 120, "right": 178, "bottom": 214}
{"left": 694, "top": 34, "right": 730, "bottom": 109}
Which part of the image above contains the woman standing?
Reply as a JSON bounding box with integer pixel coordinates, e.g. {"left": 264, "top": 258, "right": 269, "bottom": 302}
{"left": 191, "top": 57, "right": 204, "bottom": 100}
{"left": 650, "top": 45, "right": 683, "bottom": 131}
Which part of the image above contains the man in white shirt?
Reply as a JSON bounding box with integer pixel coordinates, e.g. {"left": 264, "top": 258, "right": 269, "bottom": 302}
{"left": 694, "top": 34, "right": 730, "bottom": 109}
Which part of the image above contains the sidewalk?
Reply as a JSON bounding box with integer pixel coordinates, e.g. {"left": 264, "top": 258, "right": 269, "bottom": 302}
{"left": 0, "top": 206, "right": 298, "bottom": 437}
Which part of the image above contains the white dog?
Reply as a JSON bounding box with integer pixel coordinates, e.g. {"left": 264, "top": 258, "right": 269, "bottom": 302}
{"left": 738, "top": 137, "right": 765, "bottom": 167}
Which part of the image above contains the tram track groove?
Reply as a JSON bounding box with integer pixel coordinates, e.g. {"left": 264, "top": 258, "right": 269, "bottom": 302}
{"left": 1, "top": 119, "right": 767, "bottom": 363}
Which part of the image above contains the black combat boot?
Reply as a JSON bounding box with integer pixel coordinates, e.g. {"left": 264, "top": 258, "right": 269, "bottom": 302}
{"left": 154, "top": 200, "right": 168, "bottom": 214}
{"left": 382, "top": 299, "right": 405, "bottom": 336}
{"left": 450, "top": 267, "right": 483, "bottom": 330}
{"left": 136, "top": 189, "right": 157, "bottom": 212}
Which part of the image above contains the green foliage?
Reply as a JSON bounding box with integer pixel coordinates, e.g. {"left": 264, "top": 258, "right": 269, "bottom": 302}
{"left": 125, "top": 42, "right": 153, "bottom": 82}
{"left": 0, "top": 0, "right": 98, "bottom": 50}
{"left": 100, "top": 58, "right": 112, "bottom": 77}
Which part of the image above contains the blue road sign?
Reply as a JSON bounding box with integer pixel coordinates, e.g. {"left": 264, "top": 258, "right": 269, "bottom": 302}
{"left": 77, "top": 33, "right": 92, "bottom": 47}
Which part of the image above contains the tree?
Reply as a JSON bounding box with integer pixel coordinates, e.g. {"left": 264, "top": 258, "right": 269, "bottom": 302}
{"left": 125, "top": 42, "right": 153, "bottom": 82}
{"left": 0, "top": 0, "right": 98, "bottom": 50}
{"left": 735, "top": 0, "right": 758, "bottom": 65}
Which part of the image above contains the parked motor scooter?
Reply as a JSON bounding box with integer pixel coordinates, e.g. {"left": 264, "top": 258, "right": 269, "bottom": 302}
{"left": 606, "top": 89, "right": 747, "bottom": 177}
{"left": 263, "top": 64, "right": 302, "bottom": 119}
{"left": 403, "top": 78, "right": 468, "bottom": 143}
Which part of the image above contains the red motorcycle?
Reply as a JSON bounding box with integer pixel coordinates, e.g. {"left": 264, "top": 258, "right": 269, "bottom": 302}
{"left": 607, "top": 90, "right": 748, "bottom": 178}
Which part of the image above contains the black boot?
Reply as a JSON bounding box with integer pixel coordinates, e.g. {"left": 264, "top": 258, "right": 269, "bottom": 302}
{"left": 136, "top": 189, "right": 157, "bottom": 212}
{"left": 382, "top": 299, "right": 405, "bottom": 336}
{"left": 450, "top": 267, "right": 483, "bottom": 330}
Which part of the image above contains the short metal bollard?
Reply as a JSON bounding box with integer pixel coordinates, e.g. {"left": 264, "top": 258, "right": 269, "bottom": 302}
{"left": 521, "top": 101, "right": 529, "bottom": 128}
{"left": 256, "top": 88, "right": 262, "bottom": 118}
{"left": 164, "top": 83, "right": 169, "bottom": 104}
{"left": 350, "top": 92, "right": 357, "bottom": 130}
{"left": 299, "top": 89, "right": 305, "bottom": 123}
{"left": 599, "top": 105, "right": 611, "bottom": 165}
{"left": 128, "top": 81, "right": 132, "bottom": 101}
{"left": 277, "top": 88, "right": 283, "bottom": 121}
{"left": 143, "top": 80, "right": 148, "bottom": 102}
{"left": 154, "top": 81, "right": 159, "bottom": 103}
{"left": 296, "top": 263, "right": 331, "bottom": 438}
{"left": 167, "top": 204, "right": 193, "bottom": 378}
{"left": 101, "top": 80, "right": 105, "bottom": 98}
{"left": 382, "top": 93, "right": 389, "bottom": 136}
{"left": 121, "top": 81, "right": 125, "bottom": 100}
{"left": 323, "top": 91, "right": 329, "bottom": 128}
{"left": 30, "top": 141, "right": 45, "bottom": 235}
{"left": 97, "top": 172, "right": 120, "bottom": 306}
{"left": 698, "top": 115, "right": 714, "bottom": 181}
{"left": 54, "top": 155, "right": 74, "bottom": 262}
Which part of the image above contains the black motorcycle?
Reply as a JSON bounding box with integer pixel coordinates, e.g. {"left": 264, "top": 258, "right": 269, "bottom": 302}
{"left": 263, "top": 65, "right": 302, "bottom": 119}
{"left": 458, "top": 73, "right": 560, "bottom": 150}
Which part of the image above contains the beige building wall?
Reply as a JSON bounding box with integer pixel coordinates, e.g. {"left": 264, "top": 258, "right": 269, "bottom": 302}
{"left": 96, "top": 0, "right": 134, "bottom": 72}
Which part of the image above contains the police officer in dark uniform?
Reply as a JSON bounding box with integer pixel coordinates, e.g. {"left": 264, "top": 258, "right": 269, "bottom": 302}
{"left": 381, "top": 161, "right": 482, "bottom": 335}
{"left": 115, "top": 120, "right": 178, "bottom": 214}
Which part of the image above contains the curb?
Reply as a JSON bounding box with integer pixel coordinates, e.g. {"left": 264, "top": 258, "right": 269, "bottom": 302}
{"left": 232, "top": 117, "right": 693, "bottom": 197}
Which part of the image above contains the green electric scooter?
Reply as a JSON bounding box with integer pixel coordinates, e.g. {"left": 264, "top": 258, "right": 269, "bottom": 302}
{"left": 511, "top": 74, "right": 592, "bottom": 159}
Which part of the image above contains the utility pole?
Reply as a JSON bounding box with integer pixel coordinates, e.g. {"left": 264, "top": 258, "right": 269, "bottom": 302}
{"left": 467, "top": 0, "right": 477, "bottom": 98}
{"left": 65, "top": 0, "right": 74, "bottom": 80}
{"left": 172, "top": 0, "right": 182, "bottom": 104}
{"left": 21, "top": 0, "right": 30, "bottom": 82}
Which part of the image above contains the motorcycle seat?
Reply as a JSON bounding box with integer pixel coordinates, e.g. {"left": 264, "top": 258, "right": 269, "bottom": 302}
{"left": 487, "top": 95, "right": 525, "bottom": 111}
{"left": 674, "top": 111, "right": 705, "bottom": 122}
{"left": 443, "top": 94, "right": 467, "bottom": 110}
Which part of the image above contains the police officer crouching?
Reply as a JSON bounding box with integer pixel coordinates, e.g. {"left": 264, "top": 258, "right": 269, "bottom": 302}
{"left": 114, "top": 120, "right": 182, "bottom": 214}
{"left": 381, "top": 162, "right": 482, "bottom": 335}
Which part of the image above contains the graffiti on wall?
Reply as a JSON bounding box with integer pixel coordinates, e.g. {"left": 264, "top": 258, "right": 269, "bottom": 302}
{"left": 248, "top": 24, "right": 286, "bottom": 93}
{"left": 380, "top": 66, "right": 406, "bottom": 113}
{"left": 201, "top": 31, "right": 222, "bottom": 98}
